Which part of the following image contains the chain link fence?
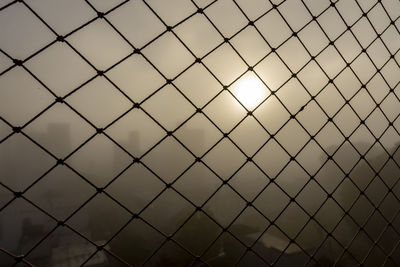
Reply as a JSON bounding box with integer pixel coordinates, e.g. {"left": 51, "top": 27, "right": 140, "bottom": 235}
{"left": 0, "top": 0, "right": 399, "bottom": 266}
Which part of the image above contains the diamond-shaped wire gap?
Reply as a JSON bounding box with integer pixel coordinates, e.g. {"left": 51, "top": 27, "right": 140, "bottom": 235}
{"left": 66, "top": 19, "right": 133, "bottom": 71}
{"left": 227, "top": 205, "right": 270, "bottom": 247}
{"left": 364, "top": 244, "right": 391, "bottom": 266}
{"left": 333, "top": 105, "right": 362, "bottom": 140}
{"left": 0, "top": 197, "right": 57, "bottom": 258}
{"left": 0, "top": 67, "right": 54, "bottom": 126}
{"left": 302, "top": 0, "right": 331, "bottom": 18}
{"left": 66, "top": 134, "right": 132, "bottom": 187}
{"left": 253, "top": 95, "right": 291, "bottom": 135}
{"left": 348, "top": 159, "right": 377, "bottom": 193}
{"left": 255, "top": 8, "right": 292, "bottom": 49}
{"left": 173, "top": 62, "right": 221, "bottom": 109}
{"left": 174, "top": 12, "right": 223, "bottom": 58}
{"left": 278, "top": 0, "right": 312, "bottom": 33}
{"left": 378, "top": 127, "right": 400, "bottom": 157}
{"left": 0, "top": 2, "right": 55, "bottom": 60}
{"left": 296, "top": 139, "right": 327, "bottom": 176}
{"left": 295, "top": 218, "right": 327, "bottom": 257}
{"left": 352, "top": 16, "right": 378, "bottom": 49}
{"left": 275, "top": 77, "right": 311, "bottom": 115}
{"left": 314, "top": 121, "right": 346, "bottom": 157}
{"left": 146, "top": 0, "right": 197, "bottom": 27}
{"left": 335, "top": 0, "right": 363, "bottom": 27}
{"left": 105, "top": 108, "right": 165, "bottom": 158}
{"left": 140, "top": 188, "right": 195, "bottom": 236}
{"left": 250, "top": 224, "right": 294, "bottom": 265}
{"left": 276, "top": 37, "right": 311, "bottom": 75}
{"left": 368, "top": 38, "right": 392, "bottom": 69}
{"left": 23, "top": 164, "right": 95, "bottom": 221}
{"left": 0, "top": 133, "right": 55, "bottom": 192}
{"left": 26, "top": 0, "right": 96, "bottom": 36}
{"left": 202, "top": 137, "right": 247, "bottom": 181}
{"left": 24, "top": 223, "right": 100, "bottom": 266}
{"left": 174, "top": 210, "right": 222, "bottom": 256}
{"left": 235, "top": 249, "right": 269, "bottom": 266}
{"left": 254, "top": 52, "right": 292, "bottom": 92}
{"left": 333, "top": 141, "right": 362, "bottom": 174}
{"left": 275, "top": 201, "right": 310, "bottom": 241}
{"left": 67, "top": 192, "right": 131, "bottom": 245}
{"left": 203, "top": 185, "right": 247, "bottom": 228}
{"left": 230, "top": 26, "right": 272, "bottom": 67}
{"left": 144, "top": 238, "right": 195, "bottom": 266}
{"left": 106, "top": 53, "right": 166, "bottom": 104}
{"left": 335, "top": 31, "right": 363, "bottom": 63}
{"left": 315, "top": 82, "right": 346, "bottom": 118}
{"left": 229, "top": 71, "right": 270, "bottom": 112}
{"left": 298, "top": 20, "right": 330, "bottom": 57}
{"left": 66, "top": 77, "right": 132, "bottom": 129}
{"left": 317, "top": 6, "right": 348, "bottom": 41}
{"left": 253, "top": 182, "right": 290, "bottom": 223}
{"left": 275, "top": 119, "right": 310, "bottom": 157}
{"left": 141, "top": 136, "right": 195, "bottom": 184}
{"left": 351, "top": 52, "right": 378, "bottom": 85}
{"left": 349, "top": 195, "right": 375, "bottom": 229}
{"left": 315, "top": 45, "right": 347, "bottom": 80}
{"left": 25, "top": 42, "right": 96, "bottom": 97}
{"left": 274, "top": 160, "right": 310, "bottom": 199}
{"left": 202, "top": 43, "right": 248, "bottom": 86}
{"left": 203, "top": 89, "right": 247, "bottom": 134}
{"left": 316, "top": 236, "right": 357, "bottom": 266}
{"left": 200, "top": 230, "right": 247, "bottom": 266}
{"left": 203, "top": 0, "right": 248, "bottom": 38}
{"left": 370, "top": 188, "right": 399, "bottom": 222}
{"left": 229, "top": 116, "right": 270, "bottom": 158}
{"left": 333, "top": 212, "right": 363, "bottom": 247}
{"left": 334, "top": 66, "right": 362, "bottom": 100}
{"left": 253, "top": 137, "right": 290, "bottom": 179}
{"left": 86, "top": 0, "right": 126, "bottom": 13}
{"left": 228, "top": 162, "right": 270, "bottom": 203}
{"left": 106, "top": 0, "right": 165, "bottom": 49}
{"left": 141, "top": 84, "right": 196, "bottom": 132}
{"left": 174, "top": 113, "right": 223, "bottom": 158}
{"left": 297, "top": 100, "right": 328, "bottom": 137}
{"left": 315, "top": 197, "right": 346, "bottom": 235}
{"left": 105, "top": 163, "right": 165, "bottom": 214}
{"left": 141, "top": 32, "right": 195, "bottom": 80}
{"left": 107, "top": 217, "right": 165, "bottom": 266}
{"left": 234, "top": 0, "right": 272, "bottom": 21}
{"left": 297, "top": 60, "right": 330, "bottom": 97}
{"left": 173, "top": 162, "right": 222, "bottom": 207}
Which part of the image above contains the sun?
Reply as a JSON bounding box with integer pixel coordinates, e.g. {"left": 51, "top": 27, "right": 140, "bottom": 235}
{"left": 231, "top": 72, "right": 269, "bottom": 110}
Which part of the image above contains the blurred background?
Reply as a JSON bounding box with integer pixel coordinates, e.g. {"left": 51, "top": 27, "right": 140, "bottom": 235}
{"left": 0, "top": 0, "right": 399, "bottom": 266}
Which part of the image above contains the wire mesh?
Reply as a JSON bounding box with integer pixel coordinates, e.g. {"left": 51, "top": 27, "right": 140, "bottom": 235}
{"left": 0, "top": 0, "right": 399, "bottom": 266}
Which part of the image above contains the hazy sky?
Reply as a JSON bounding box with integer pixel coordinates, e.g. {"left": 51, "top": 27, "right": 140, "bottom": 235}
{"left": 0, "top": 0, "right": 399, "bottom": 143}
{"left": 0, "top": 0, "right": 399, "bottom": 266}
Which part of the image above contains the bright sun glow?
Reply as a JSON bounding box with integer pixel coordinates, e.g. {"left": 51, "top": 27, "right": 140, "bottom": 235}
{"left": 231, "top": 73, "right": 269, "bottom": 110}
